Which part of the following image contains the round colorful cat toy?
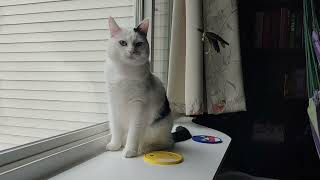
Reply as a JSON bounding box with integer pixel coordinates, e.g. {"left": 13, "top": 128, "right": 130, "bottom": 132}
{"left": 192, "top": 135, "right": 222, "bottom": 144}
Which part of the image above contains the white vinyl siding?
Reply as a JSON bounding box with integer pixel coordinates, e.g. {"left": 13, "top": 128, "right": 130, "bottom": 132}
{"left": 0, "top": 0, "right": 135, "bottom": 151}
{"left": 152, "top": 0, "right": 170, "bottom": 88}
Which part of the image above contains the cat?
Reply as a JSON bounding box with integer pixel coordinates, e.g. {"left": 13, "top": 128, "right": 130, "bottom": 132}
{"left": 105, "top": 17, "right": 174, "bottom": 158}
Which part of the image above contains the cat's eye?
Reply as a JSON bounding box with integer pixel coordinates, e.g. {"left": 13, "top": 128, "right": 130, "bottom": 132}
{"left": 119, "top": 40, "right": 127, "bottom": 46}
{"left": 135, "top": 42, "right": 143, "bottom": 47}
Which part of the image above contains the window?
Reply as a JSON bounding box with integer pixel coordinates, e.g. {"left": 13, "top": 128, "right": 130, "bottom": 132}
{"left": 152, "top": 0, "right": 171, "bottom": 88}
{"left": 0, "top": 0, "right": 136, "bottom": 168}
{"left": 0, "top": 0, "right": 172, "bottom": 179}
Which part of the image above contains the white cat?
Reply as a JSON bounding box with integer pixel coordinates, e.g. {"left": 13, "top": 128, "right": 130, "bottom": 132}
{"left": 105, "top": 17, "right": 174, "bottom": 158}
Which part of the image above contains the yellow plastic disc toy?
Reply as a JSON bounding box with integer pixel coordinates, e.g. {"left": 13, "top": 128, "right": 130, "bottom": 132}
{"left": 143, "top": 151, "right": 183, "bottom": 165}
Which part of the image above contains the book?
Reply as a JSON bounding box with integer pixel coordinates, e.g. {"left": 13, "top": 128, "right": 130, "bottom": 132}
{"left": 279, "top": 8, "right": 289, "bottom": 48}
{"left": 294, "top": 11, "right": 303, "bottom": 48}
{"left": 289, "top": 11, "right": 296, "bottom": 48}
{"left": 253, "top": 122, "right": 285, "bottom": 144}
{"left": 262, "top": 12, "right": 272, "bottom": 48}
{"left": 271, "top": 9, "right": 281, "bottom": 48}
{"left": 255, "top": 12, "right": 264, "bottom": 48}
{"left": 254, "top": 8, "right": 303, "bottom": 49}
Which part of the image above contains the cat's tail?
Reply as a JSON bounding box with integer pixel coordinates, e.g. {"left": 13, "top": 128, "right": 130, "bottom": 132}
{"left": 172, "top": 126, "right": 192, "bottom": 142}
{"left": 169, "top": 112, "right": 193, "bottom": 142}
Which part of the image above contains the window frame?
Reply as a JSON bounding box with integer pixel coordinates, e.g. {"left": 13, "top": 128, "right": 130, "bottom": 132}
{"left": 0, "top": 123, "right": 108, "bottom": 167}
{"left": 143, "top": 0, "right": 155, "bottom": 71}
{"left": 0, "top": 129, "right": 110, "bottom": 180}
{"left": 0, "top": 1, "right": 147, "bottom": 179}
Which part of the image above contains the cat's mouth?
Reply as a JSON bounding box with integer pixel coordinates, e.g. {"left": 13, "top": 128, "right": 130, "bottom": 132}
{"left": 128, "top": 53, "right": 140, "bottom": 60}
{"left": 128, "top": 55, "right": 135, "bottom": 59}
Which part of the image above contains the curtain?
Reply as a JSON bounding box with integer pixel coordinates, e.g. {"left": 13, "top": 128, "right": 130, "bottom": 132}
{"left": 167, "top": 0, "right": 204, "bottom": 115}
{"left": 167, "top": 0, "right": 246, "bottom": 115}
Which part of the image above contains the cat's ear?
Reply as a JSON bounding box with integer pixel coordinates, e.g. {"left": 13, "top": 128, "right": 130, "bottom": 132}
{"left": 135, "top": 18, "right": 149, "bottom": 35}
{"left": 108, "top": 16, "right": 121, "bottom": 37}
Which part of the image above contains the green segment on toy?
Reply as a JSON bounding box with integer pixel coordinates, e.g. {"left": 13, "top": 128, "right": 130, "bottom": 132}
{"left": 143, "top": 151, "right": 183, "bottom": 165}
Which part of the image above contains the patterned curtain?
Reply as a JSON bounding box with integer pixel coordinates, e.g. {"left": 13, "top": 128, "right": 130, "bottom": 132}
{"left": 167, "top": 0, "right": 246, "bottom": 115}
{"left": 203, "top": 0, "right": 246, "bottom": 114}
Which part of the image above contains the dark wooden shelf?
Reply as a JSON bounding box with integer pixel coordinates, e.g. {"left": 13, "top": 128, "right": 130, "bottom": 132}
{"left": 283, "top": 96, "right": 307, "bottom": 101}
{"left": 253, "top": 0, "right": 302, "bottom": 10}
{"left": 248, "top": 48, "right": 305, "bottom": 66}
{"left": 252, "top": 48, "right": 305, "bottom": 56}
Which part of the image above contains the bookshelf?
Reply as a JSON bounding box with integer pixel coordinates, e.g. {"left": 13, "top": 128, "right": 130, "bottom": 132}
{"left": 240, "top": 0, "right": 306, "bottom": 116}
{"left": 238, "top": 0, "right": 320, "bottom": 178}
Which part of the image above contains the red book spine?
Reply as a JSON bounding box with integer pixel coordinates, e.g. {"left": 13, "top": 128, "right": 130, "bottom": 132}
{"left": 262, "top": 12, "right": 272, "bottom": 48}
{"left": 271, "top": 9, "right": 280, "bottom": 48}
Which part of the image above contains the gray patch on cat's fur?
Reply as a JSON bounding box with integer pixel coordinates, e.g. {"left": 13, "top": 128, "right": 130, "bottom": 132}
{"left": 153, "top": 96, "right": 171, "bottom": 124}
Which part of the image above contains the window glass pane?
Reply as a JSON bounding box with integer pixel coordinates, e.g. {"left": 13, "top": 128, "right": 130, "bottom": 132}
{"left": 152, "top": 0, "right": 171, "bottom": 88}
{"left": 0, "top": 0, "right": 135, "bottom": 152}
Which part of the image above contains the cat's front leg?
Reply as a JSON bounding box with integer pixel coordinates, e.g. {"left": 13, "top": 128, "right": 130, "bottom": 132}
{"left": 106, "top": 106, "right": 123, "bottom": 151}
{"left": 123, "top": 101, "right": 146, "bottom": 158}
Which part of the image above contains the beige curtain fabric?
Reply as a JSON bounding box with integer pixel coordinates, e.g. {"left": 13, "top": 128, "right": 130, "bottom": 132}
{"left": 167, "top": 0, "right": 246, "bottom": 115}
{"left": 167, "top": 0, "right": 204, "bottom": 115}
{"left": 203, "top": 0, "right": 246, "bottom": 114}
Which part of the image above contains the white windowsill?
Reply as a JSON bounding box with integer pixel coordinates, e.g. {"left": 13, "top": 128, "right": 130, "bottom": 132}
{"left": 49, "top": 121, "right": 231, "bottom": 180}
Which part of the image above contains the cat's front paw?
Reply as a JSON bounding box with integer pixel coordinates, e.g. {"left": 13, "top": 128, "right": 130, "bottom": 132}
{"left": 122, "top": 148, "right": 138, "bottom": 158}
{"left": 106, "top": 142, "right": 122, "bottom": 151}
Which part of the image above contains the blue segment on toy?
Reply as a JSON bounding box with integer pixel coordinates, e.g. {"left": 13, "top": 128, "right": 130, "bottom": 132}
{"left": 192, "top": 135, "right": 222, "bottom": 144}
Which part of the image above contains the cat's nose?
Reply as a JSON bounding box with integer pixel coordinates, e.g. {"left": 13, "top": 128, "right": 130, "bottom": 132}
{"left": 129, "top": 50, "right": 135, "bottom": 54}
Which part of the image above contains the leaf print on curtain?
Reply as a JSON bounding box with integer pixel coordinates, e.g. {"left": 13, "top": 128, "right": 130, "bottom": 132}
{"left": 203, "top": 0, "right": 246, "bottom": 114}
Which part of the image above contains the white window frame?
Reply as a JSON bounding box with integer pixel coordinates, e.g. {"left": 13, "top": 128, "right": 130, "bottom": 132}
{"left": 143, "top": 0, "right": 154, "bottom": 71}
{"left": 0, "top": 123, "right": 109, "bottom": 167}
{"left": 0, "top": 1, "right": 147, "bottom": 179}
{"left": 0, "top": 125, "right": 110, "bottom": 180}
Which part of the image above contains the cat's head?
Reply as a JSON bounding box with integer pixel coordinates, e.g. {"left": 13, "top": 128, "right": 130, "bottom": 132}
{"left": 107, "top": 17, "right": 149, "bottom": 66}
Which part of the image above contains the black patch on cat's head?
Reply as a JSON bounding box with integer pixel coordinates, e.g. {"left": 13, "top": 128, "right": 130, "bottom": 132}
{"left": 133, "top": 26, "right": 147, "bottom": 36}
{"left": 133, "top": 27, "right": 140, "bottom": 32}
